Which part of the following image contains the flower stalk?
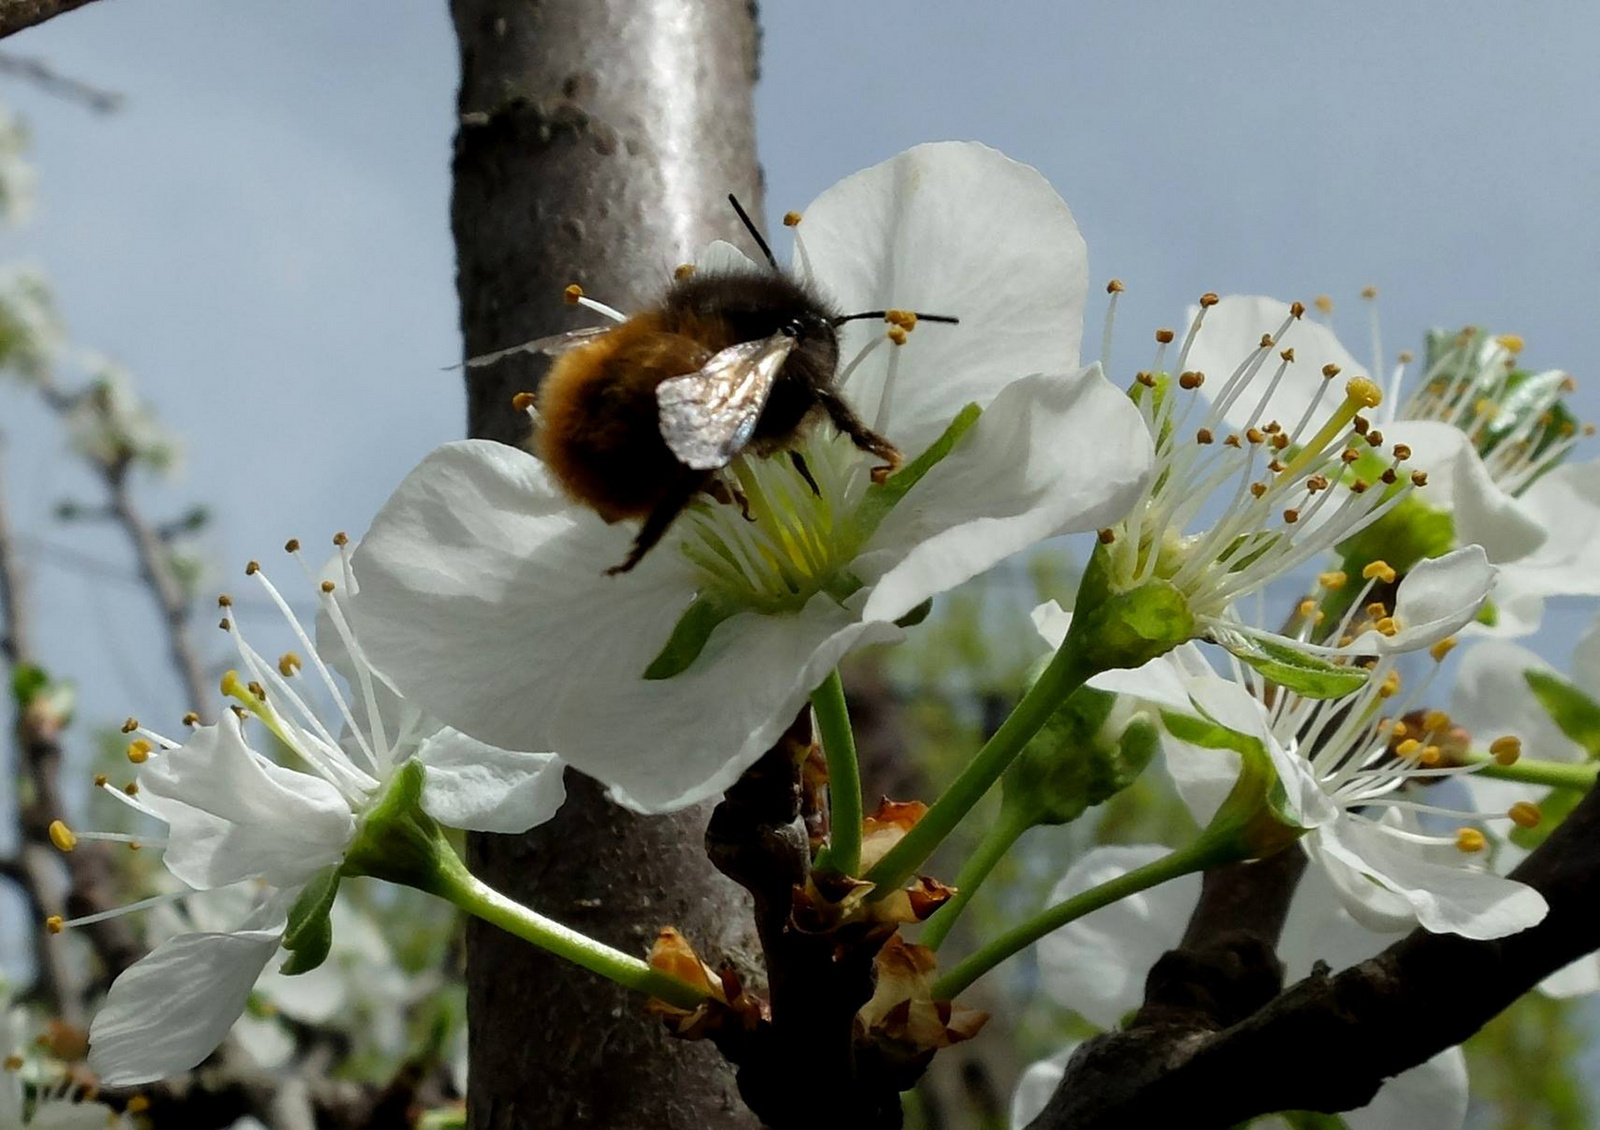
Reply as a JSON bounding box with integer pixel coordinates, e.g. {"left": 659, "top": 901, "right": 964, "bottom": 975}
{"left": 1465, "top": 753, "right": 1598, "bottom": 792}
{"left": 811, "top": 669, "right": 864, "bottom": 877}
{"left": 930, "top": 833, "right": 1241, "bottom": 1000}
{"left": 919, "top": 806, "right": 1033, "bottom": 951}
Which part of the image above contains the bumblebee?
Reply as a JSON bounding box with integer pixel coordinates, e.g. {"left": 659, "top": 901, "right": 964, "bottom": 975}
{"left": 467, "top": 197, "right": 956, "bottom": 574}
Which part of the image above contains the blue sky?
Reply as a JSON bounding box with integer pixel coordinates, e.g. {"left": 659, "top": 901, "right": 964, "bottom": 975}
{"left": 2, "top": 1, "right": 1598, "bottom": 986}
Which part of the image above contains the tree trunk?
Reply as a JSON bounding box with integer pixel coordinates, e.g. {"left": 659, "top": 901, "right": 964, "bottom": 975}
{"left": 449, "top": 1, "right": 764, "bottom": 1126}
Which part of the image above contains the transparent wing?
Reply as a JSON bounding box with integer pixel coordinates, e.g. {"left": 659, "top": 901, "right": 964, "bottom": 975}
{"left": 656, "top": 334, "right": 797, "bottom": 470}
{"left": 444, "top": 326, "right": 612, "bottom": 371}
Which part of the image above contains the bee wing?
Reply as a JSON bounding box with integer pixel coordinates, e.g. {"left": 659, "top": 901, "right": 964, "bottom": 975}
{"left": 445, "top": 326, "right": 613, "bottom": 371}
{"left": 656, "top": 334, "right": 798, "bottom": 470}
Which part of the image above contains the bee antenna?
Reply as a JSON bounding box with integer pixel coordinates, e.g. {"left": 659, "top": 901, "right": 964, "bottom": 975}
{"left": 832, "top": 310, "right": 962, "bottom": 326}
{"left": 726, "top": 193, "right": 779, "bottom": 271}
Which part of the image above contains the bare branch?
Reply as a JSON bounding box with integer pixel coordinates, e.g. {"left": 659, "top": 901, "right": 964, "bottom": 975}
{"left": 0, "top": 0, "right": 107, "bottom": 41}
{"left": 1032, "top": 784, "right": 1600, "bottom": 1129}
{"left": 0, "top": 51, "right": 121, "bottom": 112}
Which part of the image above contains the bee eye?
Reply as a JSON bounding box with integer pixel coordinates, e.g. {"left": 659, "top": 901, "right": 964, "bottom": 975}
{"left": 781, "top": 318, "right": 805, "bottom": 340}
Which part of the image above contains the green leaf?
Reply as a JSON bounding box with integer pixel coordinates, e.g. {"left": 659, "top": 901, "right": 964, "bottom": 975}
{"left": 1219, "top": 634, "right": 1368, "bottom": 699}
{"left": 846, "top": 402, "right": 982, "bottom": 546}
{"left": 1524, "top": 670, "right": 1600, "bottom": 756}
{"left": 642, "top": 594, "right": 739, "bottom": 680}
{"left": 10, "top": 662, "right": 47, "bottom": 708}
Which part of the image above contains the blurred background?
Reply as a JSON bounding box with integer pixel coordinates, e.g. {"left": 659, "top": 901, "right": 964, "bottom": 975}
{"left": 1, "top": 2, "right": 1596, "bottom": 1125}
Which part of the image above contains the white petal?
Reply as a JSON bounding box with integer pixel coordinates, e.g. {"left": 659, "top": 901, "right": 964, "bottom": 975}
{"left": 30, "top": 1099, "right": 132, "bottom": 1129}
{"left": 416, "top": 730, "right": 566, "bottom": 833}
{"left": 1009, "top": 1045, "right": 1079, "bottom": 1130}
{"left": 230, "top": 1012, "right": 295, "bottom": 1071}
{"left": 1031, "top": 600, "right": 1071, "bottom": 649}
{"left": 1313, "top": 818, "right": 1548, "bottom": 939}
{"left": 859, "top": 367, "right": 1152, "bottom": 623}
{"left": 800, "top": 142, "right": 1089, "bottom": 454}
{"left": 1344, "top": 1046, "right": 1468, "bottom": 1130}
{"left": 1037, "top": 845, "right": 1202, "bottom": 1028}
{"left": 1387, "top": 421, "right": 1545, "bottom": 565}
{"left": 1538, "top": 954, "right": 1600, "bottom": 998}
{"left": 1347, "top": 546, "right": 1495, "bottom": 654}
{"left": 1573, "top": 612, "right": 1600, "bottom": 696}
{"left": 0, "top": 1076, "right": 20, "bottom": 1129}
{"left": 1182, "top": 296, "right": 1367, "bottom": 433}
{"left": 88, "top": 927, "right": 282, "bottom": 1086}
{"left": 695, "top": 239, "right": 760, "bottom": 275}
{"left": 1278, "top": 862, "right": 1404, "bottom": 981}
{"left": 139, "top": 717, "right": 355, "bottom": 890}
{"left": 352, "top": 441, "right": 899, "bottom": 811}
{"left": 1484, "top": 458, "right": 1600, "bottom": 637}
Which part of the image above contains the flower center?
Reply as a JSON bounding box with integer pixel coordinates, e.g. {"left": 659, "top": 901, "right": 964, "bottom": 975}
{"left": 679, "top": 429, "right": 874, "bottom": 613}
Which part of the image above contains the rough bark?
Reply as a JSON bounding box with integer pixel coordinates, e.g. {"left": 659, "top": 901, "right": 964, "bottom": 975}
{"left": 1032, "top": 783, "right": 1600, "bottom": 1129}
{"left": 450, "top": 2, "right": 764, "bottom": 1125}
{"left": 0, "top": 0, "right": 103, "bottom": 39}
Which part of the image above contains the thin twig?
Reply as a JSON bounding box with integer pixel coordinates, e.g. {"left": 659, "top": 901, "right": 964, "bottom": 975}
{"left": 0, "top": 51, "right": 121, "bottom": 112}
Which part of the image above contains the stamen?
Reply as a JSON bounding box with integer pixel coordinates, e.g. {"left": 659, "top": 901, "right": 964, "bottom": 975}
{"left": 1454, "top": 827, "right": 1487, "bottom": 853}
{"left": 1101, "top": 278, "right": 1124, "bottom": 377}
{"left": 1490, "top": 735, "right": 1522, "bottom": 765}
{"left": 1508, "top": 801, "right": 1542, "bottom": 829}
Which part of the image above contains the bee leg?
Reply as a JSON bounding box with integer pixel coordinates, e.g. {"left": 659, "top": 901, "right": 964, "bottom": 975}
{"left": 788, "top": 450, "right": 822, "bottom": 497}
{"left": 816, "top": 388, "right": 902, "bottom": 483}
{"left": 607, "top": 476, "right": 703, "bottom": 576}
{"left": 704, "top": 477, "right": 755, "bottom": 521}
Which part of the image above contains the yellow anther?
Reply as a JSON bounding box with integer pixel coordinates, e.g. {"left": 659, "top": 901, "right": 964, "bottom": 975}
{"left": 126, "top": 1095, "right": 151, "bottom": 1114}
{"left": 1366, "top": 600, "right": 1388, "bottom": 618}
{"left": 1155, "top": 328, "right": 1175, "bottom": 344}
{"left": 278, "top": 652, "right": 303, "bottom": 677}
{"left": 1508, "top": 801, "right": 1542, "bottom": 829}
{"left": 782, "top": 210, "right": 802, "bottom": 227}
{"left": 1495, "top": 334, "right": 1524, "bottom": 354}
{"left": 1430, "top": 636, "right": 1458, "bottom": 662}
{"left": 1298, "top": 598, "right": 1317, "bottom": 618}
{"left": 1454, "top": 827, "right": 1487, "bottom": 853}
{"left": 1361, "top": 560, "right": 1397, "bottom": 584}
{"left": 1280, "top": 347, "right": 1296, "bottom": 362}
{"left": 1224, "top": 433, "right": 1242, "bottom": 448}
{"left": 1136, "top": 371, "right": 1157, "bottom": 387}
{"left": 1259, "top": 334, "right": 1275, "bottom": 348}
{"left": 886, "top": 325, "right": 909, "bottom": 346}
{"left": 1374, "top": 616, "right": 1398, "bottom": 637}
{"left": 1398, "top": 350, "right": 1414, "bottom": 363}
{"left": 1107, "top": 278, "right": 1126, "bottom": 294}
{"left": 885, "top": 309, "right": 918, "bottom": 330}
{"left": 1396, "top": 738, "right": 1422, "bottom": 758}
{"left": 1314, "top": 295, "right": 1333, "bottom": 314}
{"left": 1345, "top": 377, "right": 1383, "bottom": 409}
{"left": 120, "top": 717, "right": 139, "bottom": 734}
{"left": 563, "top": 283, "right": 584, "bottom": 303}
{"left": 123, "top": 782, "right": 139, "bottom": 796}
{"left": 1196, "top": 428, "right": 1215, "bottom": 444}
{"left": 1423, "top": 709, "right": 1451, "bottom": 734}
{"left": 1283, "top": 508, "right": 1301, "bottom": 524}
{"left": 1246, "top": 427, "right": 1264, "bottom": 444}
{"left": 1322, "top": 363, "right": 1341, "bottom": 378}
{"left": 245, "top": 560, "right": 260, "bottom": 575}
{"left": 246, "top": 681, "right": 266, "bottom": 702}
{"left": 1490, "top": 735, "right": 1522, "bottom": 765}
{"left": 126, "top": 739, "right": 153, "bottom": 764}
{"left": 1379, "top": 673, "right": 1401, "bottom": 702}
{"left": 1362, "top": 285, "right": 1378, "bottom": 300}
{"left": 1178, "top": 371, "right": 1204, "bottom": 389}
{"left": 674, "top": 263, "right": 695, "bottom": 280}
{"left": 1249, "top": 482, "right": 1267, "bottom": 498}
{"left": 1097, "top": 528, "right": 1116, "bottom": 545}
{"left": 284, "top": 538, "right": 301, "bottom": 553}
{"left": 1366, "top": 429, "right": 1384, "bottom": 447}
{"left": 1391, "top": 721, "right": 1408, "bottom": 739}
{"left": 127, "top": 841, "right": 142, "bottom": 851}
{"left": 45, "top": 915, "right": 63, "bottom": 934}
{"left": 182, "top": 711, "right": 200, "bottom": 726}
{"left": 1410, "top": 470, "right": 1429, "bottom": 487}
{"left": 93, "top": 773, "right": 107, "bottom": 787}
{"left": 320, "top": 580, "right": 337, "bottom": 594}
{"left": 48, "top": 820, "right": 77, "bottom": 852}
{"left": 333, "top": 531, "right": 349, "bottom": 546}
{"left": 1419, "top": 745, "right": 1442, "bottom": 766}
{"left": 1198, "top": 290, "right": 1217, "bottom": 306}
{"left": 1317, "top": 570, "right": 1347, "bottom": 590}
{"left": 217, "top": 594, "right": 232, "bottom": 608}
{"left": 1289, "top": 301, "right": 1305, "bottom": 319}
{"left": 511, "top": 391, "right": 537, "bottom": 413}
{"left": 2, "top": 1054, "right": 20, "bottom": 1071}
{"left": 1272, "top": 432, "right": 1290, "bottom": 450}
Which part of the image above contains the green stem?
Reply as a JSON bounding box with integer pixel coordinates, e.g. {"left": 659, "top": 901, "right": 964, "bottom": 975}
{"left": 930, "top": 836, "right": 1231, "bottom": 1001}
{"left": 811, "top": 668, "right": 863, "bottom": 876}
{"left": 865, "top": 627, "right": 1095, "bottom": 896}
{"left": 1465, "top": 753, "right": 1599, "bottom": 791}
{"left": 427, "top": 849, "right": 709, "bottom": 1011}
{"left": 919, "top": 807, "right": 1033, "bottom": 952}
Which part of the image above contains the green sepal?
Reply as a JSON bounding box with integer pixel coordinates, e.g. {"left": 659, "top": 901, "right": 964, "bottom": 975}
{"left": 1071, "top": 544, "right": 1196, "bottom": 671}
{"left": 845, "top": 401, "right": 982, "bottom": 545}
{"left": 280, "top": 866, "right": 340, "bottom": 975}
{"left": 1000, "top": 687, "right": 1160, "bottom": 827}
{"left": 894, "top": 597, "right": 934, "bottom": 628}
{"left": 1220, "top": 633, "right": 1368, "bottom": 699}
{"left": 10, "top": 662, "right": 75, "bottom": 725}
{"left": 10, "top": 662, "right": 47, "bottom": 708}
{"left": 1161, "top": 709, "right": 1306, "bottom": 858}
{"left": 1524, "top": 670, "right": 1600, "bottom": 756}
{"left": 642, "top": 594, "right": 738, "bottom": 680}
{"left": 342, "top": 759, "right": 452, "bottom": 894}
